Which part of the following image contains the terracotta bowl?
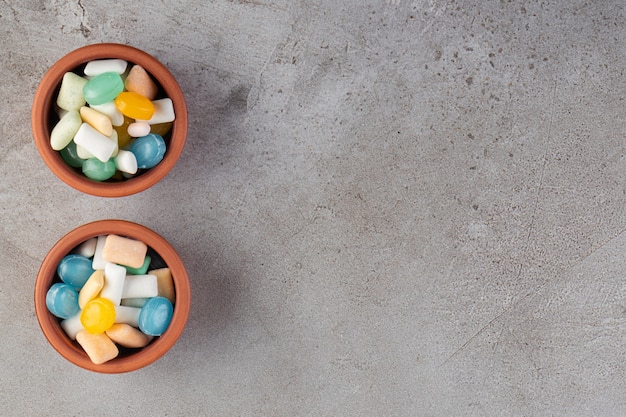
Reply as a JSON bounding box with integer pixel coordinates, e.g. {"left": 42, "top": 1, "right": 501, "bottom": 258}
{"left": 32, "top": 43, "right": 188, "bottom": 197}
{"left": 34, "top": 220, "right": 191, "bottom": 373}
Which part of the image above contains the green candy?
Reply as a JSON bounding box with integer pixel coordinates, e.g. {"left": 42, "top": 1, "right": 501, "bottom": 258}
{"left": 60, "top": 141, "right": 85, "bottom": 168}
{"left": 82, "top": 158, "right": 116, "bottom": 181}
{"left": 83, "top": 72, "right": 124, "bottom": 106}
{"left": 124, "top": 256, "right": 151, "bottom": 275}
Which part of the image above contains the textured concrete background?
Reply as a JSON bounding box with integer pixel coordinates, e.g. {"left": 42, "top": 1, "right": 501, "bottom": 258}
{"left": 1, "top": 0, "right": 625, "bottom": 415}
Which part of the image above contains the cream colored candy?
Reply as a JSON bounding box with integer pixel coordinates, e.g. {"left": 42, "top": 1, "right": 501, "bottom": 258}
{"left": 149, "top": 268, "right": 175, "bottom": 304}
{"left": 78, "top": 270, "right": 105, "bottom": 309}
{"left": 84, "top": 59, "right": 128, "bottom": 77}
{"left": 90, "top": 102, "right": 124, "bottom": 126}
{"left": 114, "top": 305, "right": 141, "bottom": 327}
{"left": 50, "top": 110, "right": 82, "bottom": 150}
{"left": 92, "top": 235, "right": 108, "bottom": 270}
{"left": 56, "top": 72, "right": 88, "bottom": 111}
{"left": 114, "top": 149, "right": 138, "bottom": 175}
{"left": 106, "top": 323, "right": 153, "bottom": 348}
{"left": 80, "top": 106, "right": 113, "bottom": 136}
{"left": 75, "top": 237, "right": 97, "bottom": 258}
{"left": 137, "top": 98, "right": 175, "bottom": 125}
{"left": 76, "top": 330, "right": 119, "bottom": 364}
{"left": 102, "top": 234, "right": 148, "bottom": 268}
{"left": 60, "top": 311, "right": 84, "bottom": 340}
{"left": 127, "top": 121, "right": 150, "bottom": 137}
{"left": 124, "top": 65, "right": 158, "bottom": 100}
{"left": 101, "top": 262, "right": 126, "bottom": 306}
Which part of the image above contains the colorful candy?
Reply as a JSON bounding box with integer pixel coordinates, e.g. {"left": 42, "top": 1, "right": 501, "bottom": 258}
{"left": 129, "top": 133, "right": 166, "bottom": 169}
{"left": 46, "top": 234, "right": 176, "bottom": 365}
{"left": 49, "top": 59, "right": 176, "bottom": 182}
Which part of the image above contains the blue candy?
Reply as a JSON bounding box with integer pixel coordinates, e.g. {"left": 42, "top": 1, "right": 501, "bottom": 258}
{"left": 138, "top": 296, "right": 173, "bottom": 336}
{"left": 57, "top": 254, "right": 95, "bottom": 289}
{"left": 129, "top": 133, "right": 166, "bottom": 169}
{"left": 46, "top": 283, "right": 80, "bottom": 319}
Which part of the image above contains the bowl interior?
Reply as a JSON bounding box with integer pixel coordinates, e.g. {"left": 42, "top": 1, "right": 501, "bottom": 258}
{"left": 35, "top": 220, "right": 190, "bottom": 373}
{"left": 32, "top": 44, "right": 188, "bottom": 197}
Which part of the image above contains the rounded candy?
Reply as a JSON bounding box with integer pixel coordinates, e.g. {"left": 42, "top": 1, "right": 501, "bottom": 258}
{"left": 129, "top": 133, "right": 166, "bottom": 169}
{"left": 127, "top": 122, "right": 151, "bottom": 138}
{"left": 46, "top": 283, "right": 80, "bottom": 319}
{"left": 138, "top": 296, "right": 173, "bottom": 336}
{"left": 60, "top": 140, "right": 85, "bottom": 168}
{"left": 82, "top": 158, "right": 116, "bottom": 181}
{"left": 81, "top": 298, "right": 117, "bottom": 334}
{"left": 83, "top": 72, "right": 124, "bottom": 106}
{"left": 114, "top": 92, "right": 155, "bottom": 120}
{"left": 57, "top": 254, "right": 95, "bottom": 289}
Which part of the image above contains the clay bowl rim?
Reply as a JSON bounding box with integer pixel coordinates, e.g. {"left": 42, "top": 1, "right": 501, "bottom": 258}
{"left": 34, "top": 219, "right": 191, "bottom": 374}
{"left": 31, "top": 43, "right": 188, "bottom": 198}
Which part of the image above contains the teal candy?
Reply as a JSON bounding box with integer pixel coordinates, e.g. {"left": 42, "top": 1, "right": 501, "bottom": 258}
{"left": 60, "top": 140, "right": 85, "bottom": 168}
{"left": 138, "top": 296, "right": 173, "bottom": 336}
{"left": 83, "top": 72, "right": 124, "bottom": 106}
{"left": 82, "top": 158, "right": 116, "bottom": 181}
{"left": 46, "top": 283, "right": 80, "bottom": 319}
{"left": 129, "top": 134, "right": 166, "bottom": 169}
{"left": 57, "top": 254, "right": 95, "bottom": 289}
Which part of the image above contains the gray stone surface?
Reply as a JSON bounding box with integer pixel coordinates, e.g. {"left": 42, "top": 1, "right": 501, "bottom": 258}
{"left": 1, "top": 0, "right": 625, "bottom": 415}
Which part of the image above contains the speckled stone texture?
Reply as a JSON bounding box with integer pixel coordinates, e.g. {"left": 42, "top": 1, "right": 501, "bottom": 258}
{"left": 1, "top": 0, "right": 625, "bottom": 415}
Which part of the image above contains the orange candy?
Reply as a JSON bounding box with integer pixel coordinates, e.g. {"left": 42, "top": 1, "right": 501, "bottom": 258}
{"left": 114, "top": 91, "right": 155, "bottom": 120}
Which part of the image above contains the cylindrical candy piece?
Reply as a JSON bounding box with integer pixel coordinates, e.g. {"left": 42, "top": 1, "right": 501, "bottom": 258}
{"left": 106, "top": 323, "right": 153, "bottom": 348}
{"left": 114, "top": 91, "right": 155, "bottom": 120}
{"left": 80, "top": 297, "right": 116, "bottom": 334}
{"left": 127, "top": 122, "right": 151, "bottom": 138}
{"left": 124, "top": 65, "right": 158, "bottom": 100}
{"left": 83, "top": 72, "right": 124, "bottom": 106}
{"left": 46, "top": 283, "right": 80, "bottom": 319}
{"left": 78, "top": 270, "right": 105, "bottom": 309}
{"left": 129, "top": 133, "right": 166, "bottom": 169}
{"left": 73, "top": 123, "right": 117, "bottom": 163}
{"left": 57, "top": 254, "right": 95, "bottom": 289}
{"left": 138, "top": 296, "right": 173, "bottom": 336}
{"left": 50, "top": 110, "right": 82, "bottom": 151}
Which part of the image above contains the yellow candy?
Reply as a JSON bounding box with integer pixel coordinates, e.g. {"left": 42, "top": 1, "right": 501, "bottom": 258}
{"left": 78, "top": 270, "right": 104, "bottom": 309}
{"left": 114, "top": 91, "right": 155, "bottom": 120}
{"left": 150, "top": 122, "right": 172, "bottom": 137}
{"left": 79, "top": 106, "right": 113, "bottom": 136}
{"left": 80, "top": 297, "right": 116, "bottom": 334}
{"left": 113, "top": 116, "right": 134, "bottom": 149}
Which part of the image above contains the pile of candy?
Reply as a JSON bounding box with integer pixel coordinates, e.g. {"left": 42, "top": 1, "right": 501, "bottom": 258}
{"left": 50, "top": 59, "right": 175, "bottom": 181}
{"left": 46, "top": 234, "right": 176, "bottom": 365}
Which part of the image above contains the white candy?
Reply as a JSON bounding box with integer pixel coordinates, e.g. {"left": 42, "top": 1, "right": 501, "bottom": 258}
{"left": 92, "top": 235, "right": 108, "bottom": 270}
{"left": 114, "top": 305, "right": 141, "bottom": 327}
{"left": 84, "top": 59, "right": 128, "bottom": 77}
{"left": 101, "top": 262, "right": 126, "bottom": 306}
{"left": 73, "top": 123, "right": 117, "bottom": 163}
{"left": 90, "top": 102, "right": 124, "bottom": 126}
{"left": 137, "top": 98, "right": 175, "bottom": 125}
{"left": 60, "top": 311, "right": 84, "bottom": 340}
{"left": 127, "top": 122, "right": 150, "bottom": 137}
{"left": 114, "top": 149, "right": 138, "bottom": 175}
{"left": 121, "top": 274, "right": 158, "bottom": 299}
{"left": 75, "top": 237, "right": 97, "bottom": 258}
